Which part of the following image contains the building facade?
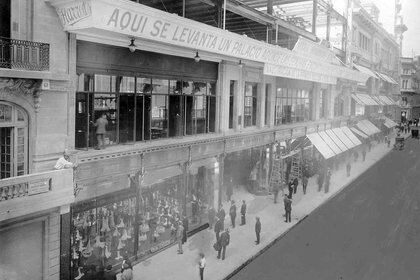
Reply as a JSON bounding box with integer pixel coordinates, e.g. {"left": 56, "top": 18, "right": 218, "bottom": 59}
{"left": 400, "top": 56, "right": 420, "bottom": 121}
{"left": 0, "top": 0, "right": 398, "bottom": 279}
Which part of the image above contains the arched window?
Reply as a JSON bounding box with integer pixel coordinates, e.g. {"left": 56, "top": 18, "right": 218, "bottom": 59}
{"left": 0, "top": 102, "right": 28, "bottom": 179}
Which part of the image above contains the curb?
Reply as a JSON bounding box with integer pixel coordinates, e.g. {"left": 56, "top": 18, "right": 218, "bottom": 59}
{"left": 223, "top": 144, "right": 394, "bottom": 280}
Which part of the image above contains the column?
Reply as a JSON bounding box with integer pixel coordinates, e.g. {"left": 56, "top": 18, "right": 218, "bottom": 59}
{"left": 218, "top": 62, "right": 228, "bottom": 132}
{"left": 342, "top": 86, "right": 351, "bottom": 116}
{"left": 312, "top": 0, "right": 318, "bottom": 35}
{"left": 217, "top": 153, "right": 225, "bottom": 207}
{"left": 311, "top": 83, "right": 321, "bottom": 121}
{"left": 327, "top": 85, "right": 335, "bottom": 119}
{"left": 257, "top": 82, "right": 264, "bottom": 128}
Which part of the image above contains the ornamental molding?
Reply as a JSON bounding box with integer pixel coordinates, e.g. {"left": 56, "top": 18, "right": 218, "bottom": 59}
{"left": 0, "top": 77, "right": 42, "bottom": 112}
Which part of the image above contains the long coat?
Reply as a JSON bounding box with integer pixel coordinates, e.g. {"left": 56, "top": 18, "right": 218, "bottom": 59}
{"left": 229, "top": 204, "right": 237, "bottom": 218}
{"left": 218, "top": 208, "right": 226, "bottom": 222}
{"left": 214, "top": 219, "right": 223, "bottom": 234}
{"left": 255, "top": 220, "right": 261, "bottom": 233}
{"left": 240, "top": 203, "right": 247, "bottom": 215}
{"left": 219, "top": 231, "right": 230, "bottom": 247}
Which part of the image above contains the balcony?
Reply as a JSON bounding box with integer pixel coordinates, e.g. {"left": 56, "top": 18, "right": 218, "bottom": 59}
{"left": 0, "top": 169, "right": 74, "bottom": 222}
{"left": 0, "top": 37, "right": 50, "bottom": 71}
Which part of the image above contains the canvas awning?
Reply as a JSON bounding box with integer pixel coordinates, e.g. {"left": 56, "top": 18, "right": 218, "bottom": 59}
{"left": 383, "top": 117, "right": 397, "bottom": 128}
{"left": 356, "top": 122, "right": 374, "bottom": 136}
{"left": 351, "top": 127, "right": 369, "bottom": 139}
{"left": 331, "top": 128, "right": 358, "bottom": 149}
{"left": 376, "top": 72, "right": 399, "bottom": 85}
{"left": 318, "top": 131, "right": 344, "bottom": 154}
{"left": 325, "top": 129, "right": 349, "bottom": 152}
{"left": 370, "top": 95, "right": 387, "bottom": 105}
{"left": 351, "top": 94, "right": 379, "bottom": 106}
{"left": 341, "top": 127, "right": 363, "bottom": 145}
{"left": 354, "top": 64, "right": 378, "bottom": 79}
{"left": 306, "top": 133, "right": 336, "bottom": 159}
{"left": 360, "top": 120, "right": 381, "bottom": 134}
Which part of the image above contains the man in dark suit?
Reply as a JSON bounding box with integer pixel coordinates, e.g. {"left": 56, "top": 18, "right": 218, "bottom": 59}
{"left": 217, "top": 228, "right": 230, "bottom": 260}
{"left": 302, "top": 175, "right": 308, "bottom": 195}
{"left": 255, "top": 217, "right": 261, "bottom": 245}
{"left": 240, "top": 200, "right": 247, "bottom": 225}
{"left": 229, "top": 200, "right": 237, "bottom": 228}
{"left": 292, "top": 177, "right": 299, "bottom": 194}
{"left": 214, "top": 217, "right": 222, "bottom": 242}
{"left": 217, "top": 204, "right": 225, "bottom": 231}
{"left": 284, "top": 194, "right": 292, "bottom": 223}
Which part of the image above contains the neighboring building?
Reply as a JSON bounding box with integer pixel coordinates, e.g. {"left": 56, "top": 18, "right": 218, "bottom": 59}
{"left": 348, "top": 0, "right": 400, "bottom": 120}
{"left": 400, "top": 56, "right": 420, "bottom": 121}
{"left": 0, "top": 0, "right": 395, "bottom": 280}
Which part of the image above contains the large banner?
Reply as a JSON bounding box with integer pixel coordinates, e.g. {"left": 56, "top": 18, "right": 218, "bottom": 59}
{"left": 50, "top": 0, "right": 368, "bottom": 84}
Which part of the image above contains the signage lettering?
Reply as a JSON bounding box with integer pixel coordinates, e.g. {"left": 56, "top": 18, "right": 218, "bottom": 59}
{"left": 56, "top": 1, "right": 91, "bottom": 26}
{"left": 28, "top": 178, "right": 51, "bottom": 196}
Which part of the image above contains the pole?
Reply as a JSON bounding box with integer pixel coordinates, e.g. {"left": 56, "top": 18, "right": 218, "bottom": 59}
{"left": 223, "top": 0, "right": 226, "bottom": 30}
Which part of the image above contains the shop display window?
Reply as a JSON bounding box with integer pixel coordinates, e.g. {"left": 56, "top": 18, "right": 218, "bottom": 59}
{"left": 75, "top": 74, "right": 217, "bottom": 149}
{"left": 71, "top": 195, "right": 137, "bottom": 280}
{"left": 275, "top": 88, "right": 311, "bottom": 125}
{"left": 137, "top": 176, "right": 184, "bottom": 258}
{"left": 244, "top": 82, "right": 258, "bottom": 127}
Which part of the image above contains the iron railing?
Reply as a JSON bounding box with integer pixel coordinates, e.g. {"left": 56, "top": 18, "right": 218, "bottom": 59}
{"left": 0, "top": 37, "right": 50, "bottom": 71}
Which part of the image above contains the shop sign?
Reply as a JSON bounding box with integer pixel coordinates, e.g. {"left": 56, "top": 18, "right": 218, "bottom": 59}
{"left": 48, "top": 0, "right": 369, "bottom": 85}
{"left": 28, "top": 178, "right": 51, "bottom": 195}
{"left": 56, "top": 1, "right": 92, "bottom": 27}
{"left": 293, "top": 37, "right": 341, "bottom": 66}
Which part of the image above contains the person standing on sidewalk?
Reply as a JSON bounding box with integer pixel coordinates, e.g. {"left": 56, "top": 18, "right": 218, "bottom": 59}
{"left": 292, "top": 177, "right": 299, "bottom": 194}
{"left": 288, "top": 179, "right": 294, "bottom": 198}
{"left": 182, "top": 215, "right": 189, "bottom": 244}
{"left": 240, "top": 200, "right": 247, "bottom": 225}
{"left": 302, "top": 175, "right": 308, "bottom": 195}
{"left": 229, "top": 200, "right": 237, "bottom": 228}
{"left": 324, "top": 168, "right": 331, "bottom": 193}
{"left": 346, "top": 162, "right": 351, "bottom": 177}
{"left": 217, "top": 228, "right": 230, "bottom": 260}
{"left": 177, "top": 221, "right": 184, "bottom": 254}
{"left": 208, "top": 206, "right": 216, "bottom": 229}
{"left": 214, "top": 217, "right": 222, "bottom": 242}
{"left": 317, "top": 171, "right": 324, "bottom": 192}
{"left": 255, "top": 217, "right": 261, "bottom": 245}
{"left": 283, "top": 194, "right": 292, "bottom": 223}
{"left": 198, "top": 253, "right": 206, "bottom": 280}
{"left": 217, "top": 204, "right": 225, "bottom": 230}
{"left": 362, "top": 148, "right": 366, "bottom": 162}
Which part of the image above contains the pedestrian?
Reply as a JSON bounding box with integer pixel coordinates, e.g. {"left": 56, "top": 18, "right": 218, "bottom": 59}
{"left": 317, "top": 172, "right": 324, "bottom": 192}
{"left": 208, "top": 206, "right": 216, "bottom": 229}
{"left": 367, "top": 140, "right": 372, "bottom": 152}
{"left": 255, "top": 217, "right": 261, "bottom": 245}
{"left": 120, "top": 260, "right": 133, "bottom": 280}
{"left": 324, "top": 168, "right": 331, "bottom": 193}
{"left": 226, "top": 177, "right": 233, "bottom": 202}
{"left": 92, "top": 113, "right": 108, "bottom": 150}
{"left": 385, "top": 135, "right": 390, "bottom": 148}
{"left": 288, "top": 179, "right": 294, "bottom": 198}
{"left": 182, "top": 215, "right": 188, "bottom": 244}
{"left": 283, "top": 194, "right": 292, "bottom": 223}
{"left": 302, "top": 175, "right": 308, "bottom": 195}
{"left": 198, "top": 253, "right": 206, "bottom": 280}
{"left": 362, "top": 149, "right": 366, "bottom": 162}
{"left": 353, "top": 151, "right": 359, "bottom": 162}
{"left": 177, "top": 221, "right": 184, "bottom": 254}
{"left": 54, "top": 149, "right": 78, "bottom": 170}
{"left": 272, "top": 183, "right": 279, "bottom": 204}
{"left": 217, "top": 228, "right": 230, "bottom": 260}
{"left": 346, "top": 162, "right": 351, "bottom": 177}
{"left": 229, "top": 200, "right": 237, "bottom": 228}
{"left": 217, "top": 205, "right": 225, "bottom": 230}
{"left": 240, "top": 200, "right": 247, "bottom": 225}
{"left": 214, "top": 217, "right": 222, "bottom": 242}
{"left": 292, "top": 177, "right": 298, "bottom": 194}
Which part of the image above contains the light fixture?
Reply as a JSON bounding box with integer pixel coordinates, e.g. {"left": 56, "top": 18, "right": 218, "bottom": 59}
{"left": 238, "top": 60, "right": 244, "bottom": 68}
{"left": 194, "top": 51, "right": 201, "bottom": 63}
{"left": 128, "top": 38, "right": 136, "bottom": 53}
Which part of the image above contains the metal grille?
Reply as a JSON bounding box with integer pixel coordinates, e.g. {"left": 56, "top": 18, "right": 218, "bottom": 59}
{"left": 0, "top": 37, "right": 50, "bottom": 71}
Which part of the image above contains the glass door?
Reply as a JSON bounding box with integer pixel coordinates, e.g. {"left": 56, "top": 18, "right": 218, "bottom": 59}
{"left": 0, "top": 127, "right": 12, "bottom": 179}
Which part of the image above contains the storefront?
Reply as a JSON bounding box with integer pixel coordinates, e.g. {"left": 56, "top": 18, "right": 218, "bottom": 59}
{"left": 75, "top": 41, "right": 218, "bottom": 149}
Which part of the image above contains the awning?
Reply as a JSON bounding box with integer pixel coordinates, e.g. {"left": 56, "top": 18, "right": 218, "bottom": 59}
{"left": 360, "top": 120, "right": 381, "bottom": 134}
{"left": 354, "top": 64, "right": 378, "bottom": 79}
{"left": 376, "top": 72, "right": 399, "bottom": 85}
{"left": 306, "top": 133, "right": 336, "bottom": 159}
{"left": 356, "top": 122, "right": 374, "bottom": 136}
{"left": 351, "top": 94, "right": 379, "bottom": 106}
{"left": 143, "top": 165, "right": 183, "bottom": 186}
{"left": 383, "top": 96, "right": 397, "bottom": 105}
{"left": 383, "top": 117, "right": 397, "bottom": 128}
{"left": 331, "top": 128, "right": 357, "bottom": 149}
{"left": 325, "top": 129, "right": 349, "bottom": 152}
{"left": 351, "top": 127, "right": 369, "bottom": 139}
{"left": 341, "top": 127, "right": 363, "bottom": 145}
{"left": 371, "top": 95, "right": 387, "bottom": 105}
{"left": 318, "top": 131, "right": 344, "bottom": 154}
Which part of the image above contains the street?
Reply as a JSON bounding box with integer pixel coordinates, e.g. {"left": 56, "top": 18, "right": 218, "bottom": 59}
{"left": 231, "top": 137, "right": 420, "bottom": 280}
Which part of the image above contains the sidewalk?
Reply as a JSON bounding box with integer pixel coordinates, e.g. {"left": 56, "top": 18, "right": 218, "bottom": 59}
{"left": 130, "top": 134, "right": 406, "bottom": 280}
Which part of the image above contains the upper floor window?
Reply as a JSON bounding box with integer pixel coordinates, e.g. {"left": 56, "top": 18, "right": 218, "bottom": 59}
{"left": 358, "top": 32, "right": 370, "bottom": 51}
{"left": 402, "top": 79, "right": 409, "bottom": 89}
{"left": 275, "top": 88, "right": 310, "bottom": 125}
{"left": 0, "top": 102, "right": 28, "bottom": 179}
{"left": 75, "top": 74, "right": 216, "bottom": 149}
{"left": 244, "top": 82, "right": 258, "bottom": 127}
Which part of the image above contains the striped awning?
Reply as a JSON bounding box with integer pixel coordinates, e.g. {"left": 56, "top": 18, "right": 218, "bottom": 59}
{"left": 354, "top": 64, "right": 378, "bottom": 79}
{"left": 351, "top": 94, "right": 379, "bottom": 106}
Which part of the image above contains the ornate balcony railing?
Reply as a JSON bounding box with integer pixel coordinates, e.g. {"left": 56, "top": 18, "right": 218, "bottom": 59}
{"left": 0, "top": 37, "right": 50, "bottom": 71}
